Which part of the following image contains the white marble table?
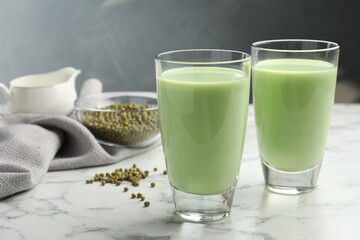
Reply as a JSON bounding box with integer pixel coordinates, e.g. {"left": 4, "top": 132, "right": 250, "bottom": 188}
{"left": 1, "top": 104, "right": 359, "bottom": 240}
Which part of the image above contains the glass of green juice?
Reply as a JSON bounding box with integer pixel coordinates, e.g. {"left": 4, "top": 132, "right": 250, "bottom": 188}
{"left": 155, "top": 49, "right": 251, "bottom": 222}
{"left": 251, "top": 39, "right": 339, "bottom": 195}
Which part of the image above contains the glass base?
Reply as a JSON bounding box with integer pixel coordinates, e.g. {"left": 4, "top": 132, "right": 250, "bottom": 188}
{"left": 261, "top": 160, "right": 321, "bottom": 195}
{"left": 171, "top": 186, "right": 235, "bottom": 223}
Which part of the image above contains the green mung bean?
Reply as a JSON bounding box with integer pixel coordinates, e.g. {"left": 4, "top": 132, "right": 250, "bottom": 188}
{"left": 82, "top": 103, "right": 159, "bottom": 145}
{"left": 85, "top": 164, "right": 158, "bottom": 208}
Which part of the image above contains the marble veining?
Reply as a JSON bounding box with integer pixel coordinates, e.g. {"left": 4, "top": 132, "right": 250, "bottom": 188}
{"left": 1, "top": 105, "right": 360, "bottom": 240}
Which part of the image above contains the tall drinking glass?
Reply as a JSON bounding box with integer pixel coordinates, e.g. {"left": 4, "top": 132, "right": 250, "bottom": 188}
{"left": 155, "top": 49, "right": 251, "bottom": 222}
{"left": 252, "top": 39, "right": 339, "bottom": 195}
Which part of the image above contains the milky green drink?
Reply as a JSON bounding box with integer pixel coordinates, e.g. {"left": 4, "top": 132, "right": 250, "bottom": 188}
{"left": 157, "top": 67, "right": 250, "bottom": 195}
{"left": 253, "top": 59, "right": 337, "bottom": 172}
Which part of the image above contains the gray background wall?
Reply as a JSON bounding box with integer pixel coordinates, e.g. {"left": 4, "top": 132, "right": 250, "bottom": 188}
{"left": 0, "top": 0, "right": 359, "bottom": 102}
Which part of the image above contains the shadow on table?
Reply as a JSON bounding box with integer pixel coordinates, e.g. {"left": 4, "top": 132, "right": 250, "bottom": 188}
{"left": 254, "top": 187, "right": 325, "bottom": 239}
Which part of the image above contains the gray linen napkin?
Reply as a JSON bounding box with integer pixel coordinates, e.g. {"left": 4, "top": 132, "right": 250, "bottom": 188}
{"left": 0, "top": 79, "right": 160, "bottom": 199}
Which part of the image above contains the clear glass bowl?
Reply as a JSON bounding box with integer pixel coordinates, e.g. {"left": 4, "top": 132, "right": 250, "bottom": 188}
{"left": 74, "top": 92, "right": 160, "bottom": 148}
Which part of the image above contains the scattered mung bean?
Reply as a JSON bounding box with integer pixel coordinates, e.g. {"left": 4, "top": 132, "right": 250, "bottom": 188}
{"left": 87, "top": 165, "right": 152, "bottom": 187}
{"left": 85, "top": 163, "right": 168, "bottom": 209}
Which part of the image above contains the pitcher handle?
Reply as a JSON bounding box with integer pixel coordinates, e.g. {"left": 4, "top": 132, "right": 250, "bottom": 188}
{"left": 0, "top": 83, "right": 10, "bottom": 100}
{"left": 0, "top": 83, "right": 10, "bottom": 116}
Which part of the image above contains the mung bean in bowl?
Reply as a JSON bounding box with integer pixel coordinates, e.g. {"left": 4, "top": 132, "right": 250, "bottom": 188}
{"left": 74, "top": 92, "right": 160, "bottom": 147}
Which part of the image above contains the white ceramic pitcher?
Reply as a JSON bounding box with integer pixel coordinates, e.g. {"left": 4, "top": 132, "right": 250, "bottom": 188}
{"left": 0, "top": 67, "right": 81, "bottom": 115}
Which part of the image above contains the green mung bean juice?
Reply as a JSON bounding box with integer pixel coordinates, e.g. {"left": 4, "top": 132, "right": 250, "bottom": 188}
{"left": 253, "top": 59, "right": 337, "bottom": 172}
{"left": 157, "top": 67, "right": 250, "bottom": 195}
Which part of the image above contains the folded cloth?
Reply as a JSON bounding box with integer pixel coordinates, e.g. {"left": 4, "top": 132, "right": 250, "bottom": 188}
{"left": 0, "top": 79, "right": 160, "bottom": 199}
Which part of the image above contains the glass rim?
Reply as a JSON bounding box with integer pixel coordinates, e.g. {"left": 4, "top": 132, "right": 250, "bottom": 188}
{"left": 155, "top": 49, "right": 251, "bottom": 65}
{"left": 74, "top": 92, "right": 158, "bottom": 112}
{"left": 251, "top": 39, "right": 339, "bottom": 53}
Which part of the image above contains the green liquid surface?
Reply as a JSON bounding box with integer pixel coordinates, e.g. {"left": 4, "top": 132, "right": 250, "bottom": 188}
{"left": 157, "top": 67, "right": 250, "bottom": 195}
{"left": 253, "top": 59, "right": 337, "bottom": 172}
